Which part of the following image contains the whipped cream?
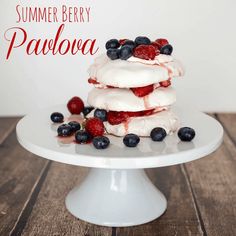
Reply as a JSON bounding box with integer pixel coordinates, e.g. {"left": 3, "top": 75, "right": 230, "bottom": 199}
{"left": 104, "top": 109, "right": 180, "bottom": 136}
{"left": 88, "top": 87, "right": 176, "bottom": 111}
{"left": 88, "top": 54, "right": 184, "bottom": 88}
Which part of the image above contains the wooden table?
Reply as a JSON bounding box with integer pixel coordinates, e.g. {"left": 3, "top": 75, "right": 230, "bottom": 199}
{"left": 0, "top": 114, "right": 235, "bottom": 236}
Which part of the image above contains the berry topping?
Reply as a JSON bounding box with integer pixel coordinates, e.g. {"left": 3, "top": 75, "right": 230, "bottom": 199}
{"left": 85, "top": 118, "right": 105, "bottom": 137}
{"left": 160, "top": 44, "right": 173, "bottom": 55}
{"left": 150, "top": 127, "right": 167, "bottom": 141}
{"left": 178, "top": 127, "right": 196, "bottom": 141}
{"left": 119, "top": 39, "right": 127, "bottom": 45}
{"left": 88, "top": 78, "right": 100, "bottom": 85}
{"left": 151, "top": 42, "right": 161, "bottom": 53}
{"left": 107, "top": 48, "right": 120, "bottom": 60}
{"left": 57, "top": 124, "right": 73, "bottom": 137}
{"left": 155, "top": 38, "right": 169, "bottom": 47}
{"left": 123, "top": 134, "right": 140, "bottom": 147}
{"left": 94, "top": 108, "right": 107, "bottom": 121}
{"left": 160, "top": 79, "right": 171, "bottom": 87}
{"left": 50, "top": 112, "right": 64, "bottom": 123}
{"left": 67, "top": 96, "right": 84, "bottom": 114}
{"left": 133, "top": 45, "right": 156, "bottom": 60}
{"left": 75, "top": 130, "right": 91, "bottom": 144}
{"left": 123, "top": 40, "right": 136, "bottom": 49}
{"left": 135, "top": 36, "right": 151, "bottom": 46}
{"left": 105, "top": 39, "right": 120, "bottom": 49}
{"left": 68, "top": 121, "right": 81, "bottom": 132}
{"left": 130, "top": 84, "right": 154, "bottom": 97}
{"left": 82, "top": 106, "right": 94, "bottom": 117}
{"left": 119, "top": 46, "right": 133, "bottom": 60}
{"left": 92, "top": 136, "right": 110, "bottom": 149}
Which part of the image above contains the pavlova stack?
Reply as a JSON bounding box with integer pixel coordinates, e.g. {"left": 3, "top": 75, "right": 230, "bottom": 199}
{"left": 87, "top": 36, "right": 184, "bottom": 137}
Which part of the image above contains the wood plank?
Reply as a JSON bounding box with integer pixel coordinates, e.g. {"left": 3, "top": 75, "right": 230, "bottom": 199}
{"left": 0, "top": 130, "right": 49, "bottom": 236}
{"left": 116, "top": 166, "right": 203, "bottom": 236}
{"left": 0, "top": 117, "right": 19, "bottom": 144}
{"left": 21, "top": 163, "right": 112, "bottom": 236}
{"left": 184, "top": 114, "right": 236, "bottom": 236}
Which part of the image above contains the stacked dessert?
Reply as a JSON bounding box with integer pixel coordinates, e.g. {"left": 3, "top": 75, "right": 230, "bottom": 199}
{"left": 87, "top": 36, "right": 184, "bottom": 137}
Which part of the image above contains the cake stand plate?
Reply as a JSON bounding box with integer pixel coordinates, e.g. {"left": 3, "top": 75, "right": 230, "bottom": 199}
{"left": 16, "top": 105, "right": 223, "bottom": 227}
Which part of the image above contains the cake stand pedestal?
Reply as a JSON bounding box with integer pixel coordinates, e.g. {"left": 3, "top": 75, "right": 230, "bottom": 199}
{"left": 16, "top": 105, "right": 223, "bottom": 227}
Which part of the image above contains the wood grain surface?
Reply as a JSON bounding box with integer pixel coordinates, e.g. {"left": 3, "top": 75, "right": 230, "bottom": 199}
{"left": 0, "top": 114, "right": 235, "bottom": 236}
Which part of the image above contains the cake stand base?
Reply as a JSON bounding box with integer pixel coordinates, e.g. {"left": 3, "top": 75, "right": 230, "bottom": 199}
{"left": 65, "top": 168, "right": 167, "bottom": 227}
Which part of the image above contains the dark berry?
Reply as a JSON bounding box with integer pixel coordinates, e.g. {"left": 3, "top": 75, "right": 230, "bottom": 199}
{"left": 50, "top": 112, "right": 64, "bottom": 123}
{"left": 105, "top": 39, "right": 120, "bottom": 50}
{"left": 135, "top": 36, "right": 151, "bottom": 46}
{"left": 92, "top": 136, "right": 110, "bottom": 149}
{"left": 123, "top": 40, "right": 136, "bottom": 49}
{"left": 75, "top": 130, "right": 91, "bottom": 143}
{"left": 123, "top": 133, "right": 140, "bottom": 147}
{"left": 160, "top": 44, "right": 173, "bottom": 55}
{"left": 178, "top": 127, "right": 196, "bottom": 142}
{"left": 119, "top": 46, "right": 133, "bottom": 60}
{"left": 68, "top": 121, "right": 81, "bottom": 132}
{"left": 57, "top": 124, "right": 73, "bottom": 137}
{"left": 94, "top": 108, "right": 107, "bottom": 121}
{"left": 82, "top": 106, "right": 94, "bottom": 117}
{"left": 150, "top": 127, "right": 167, "bottom": 141}
{"left": 107, "top": 49, "right": 120, "bottom": 60}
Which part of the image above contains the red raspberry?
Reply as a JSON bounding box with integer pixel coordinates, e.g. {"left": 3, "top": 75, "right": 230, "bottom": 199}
{"left": 131, "top": 84, "right": 154, "bottom": 97}
{"left": 160, "top": 79, "right": 171, "bottom": 87}
{"left": 88, "top": 78, "right": 100, "bottom": 85}
{"left": 119, "top": 39, "right": 127, "bottom": 45}
{"left": 67, "top": 96, "right": 84, "bottom": 114}
{"left": 133, "top": 45, "right": 156, "bottom": 60}
{"left": 151, "top": 42, "right": 161, "bottom": 54}
{"left": 155, "top": 38, "right": 169, "bottom": 47}
{"left": 85, "top": 118, "right": 105, "bottom": 137}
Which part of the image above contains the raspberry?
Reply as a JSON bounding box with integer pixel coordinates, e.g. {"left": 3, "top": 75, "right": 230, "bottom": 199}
{"left": 155, "top": 38, "right": 169, "bottom": 47}
{"left": 85, "top": 118, "right": 105, "bottom": 137}
{"left": 133, "top": 45, "right": 156, "bottom": 60}
{"left": 151, "top": 42, "right": 161, "bottom": 54}
{"left": 130, "top": 84, "right": 154, "bottom": 97}
{"left": 119, "top": 39, "right": 128, "bottom": 45}
{"left": 160, "top": 79, "right": 171, "bottom": 87}
{"left": 67, "top": 96, "right": 84, "bottom": 114}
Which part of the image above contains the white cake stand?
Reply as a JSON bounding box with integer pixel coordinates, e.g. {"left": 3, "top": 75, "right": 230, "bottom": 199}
{"left": 16, "top": 105, "right": 223, "bottom": 227}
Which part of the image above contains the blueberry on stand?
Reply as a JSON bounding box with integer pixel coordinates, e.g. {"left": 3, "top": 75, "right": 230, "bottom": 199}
{"left": 123, "top": 133, "right": 140, "bottom": 147}
{"left": 160, "top": 44, "right": 173, "bottom": 55}
{"left": 82, "top": 106, "right": 94, "bottom": 117}
{"left": 94, "top": 108, "right": 107, "bottom": 121}
{"left": 57, "top": 124, "right": 73, "bottom": 137}
{"left": 105, "top": 39, "right": 120, "bottom": 49}
{"left": 107, "top": 49, "right": 120, "bottom": 60}
{"left": 119, "top": 46, "right": 133, "bottom": 60}
{"left": 93, "top": 136, "right": 110, "bottom": 149}
{"left": 50, "top": 112, "right": 64, "bottom": 123}
{"left": 135, "top": 36, "right": 151, "bottom": 46}
{"left": 150, "top": 127, "right": 167, "bottom": 141}
{"left": 68, "top": 121, "right": 81, "bottom": 132}
{"left": 178, "top": 127, "right": 196, "bottom": 141}
{"left": 75, "top": 130, "right": 91, "bottom": 144}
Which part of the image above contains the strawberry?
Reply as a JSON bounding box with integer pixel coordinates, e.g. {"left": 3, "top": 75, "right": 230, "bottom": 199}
{"left": 67, "top": 96, "right": 84, "bottom": 114}
{"left": 85, "top": 118, "right": 105, "bottom": 137}
{"left": 133, "top": 45, "right": 156, "bottom": 60}
{"left": 130, "top": 84, "right": 154, "bottom": 97}
{"left": 160, "top": 79, "right": 171, "bottom": 87}
{"left": 155, "top": 38, "right": 169, "bottom": 47}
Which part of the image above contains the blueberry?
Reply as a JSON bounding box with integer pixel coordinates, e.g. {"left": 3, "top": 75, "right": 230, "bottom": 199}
{"left": 135, "top": 36, "right": 151, "bottom": 46}
{"left": 50, "top": 112, "right": 64, "bottom": 123}
{"left": 82, "top": 106, "right": 94, "bottom": 117}
{"left": 57, "top": 124, "right": 73, "bottom": 137}
{"left": 68, "top": 121, "right": 81, "bottom": 132}
{"left": 178, "top": 127, "right": 195, "bottom": 142}
{"left": 119, "top": 46, "right": 133, "bottom": 60}
{"left": 123, "top": 40, "right": 136, "bottom": 49}
{"left": 123, "top": 133, "right": 140, "bottom": 147}
{"left": 105, "top": 39, "right": 120, "bottom": 50}
{"left": 150, "top": 127, "right": 167, "bottom": 141}
{"left": 160, "top": 44, "right": 173, "bottom": 55}
{"left": 107, "top": 49, "right": 120, "bottom": 60}
{"left": 94, "top": 108, "right": 107, "bottom": 121}
{"left": 92, "top": 136, "right": 110, "bottom": 149}
{"left": 75, "top": 130, "right": 91, "bottom": 143}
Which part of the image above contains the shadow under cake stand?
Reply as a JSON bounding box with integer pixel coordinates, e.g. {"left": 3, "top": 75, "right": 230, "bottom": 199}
{"left": 16, "top": 105, "right": 223, "bottom": 227}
